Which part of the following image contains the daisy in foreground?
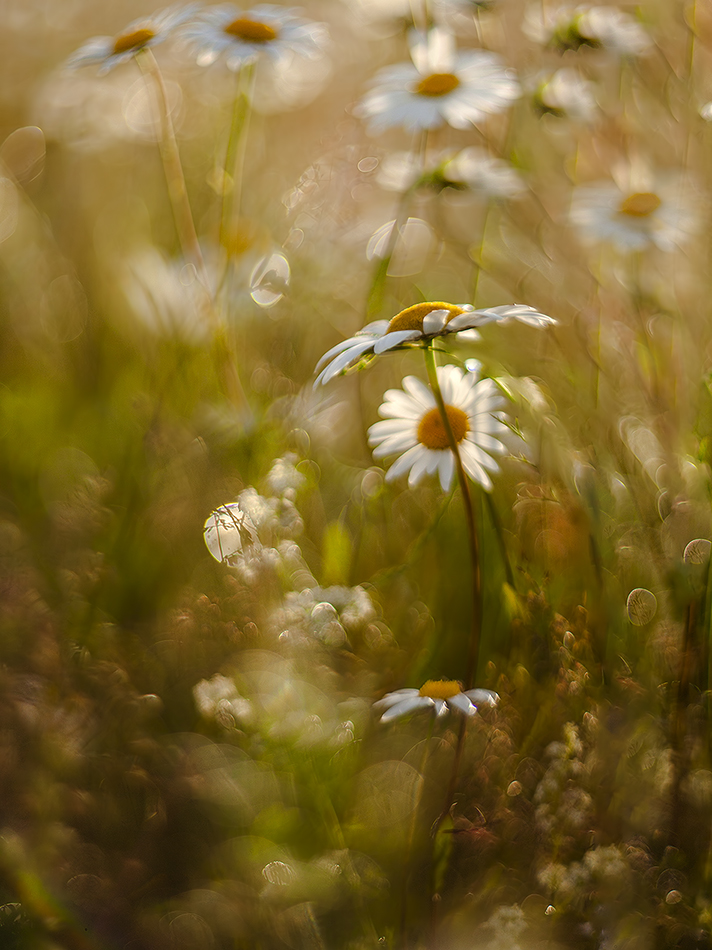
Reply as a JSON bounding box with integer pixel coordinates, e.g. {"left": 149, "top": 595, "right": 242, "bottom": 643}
{"left": 374, "top": 680, "right": 499, "bottom": 723}
{"left": 314, "top": 301, "right": 555, "bottom": 387}
{"left": 570, "top": 175, "right": 700, "bottom": 252}
{"left": 181, "top": 3, "right": 328, "bottom": 70}
{"left": 355, "top": 28, "right": 519, "bottom": 133}
{"left": 65, "top": 6, "right": 199, "bottom": 73}
{"left": 368, "top": 364, "right": 509, "bottom": 492}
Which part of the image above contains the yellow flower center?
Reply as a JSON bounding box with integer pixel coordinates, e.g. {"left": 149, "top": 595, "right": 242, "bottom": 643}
{"left": 419, "top": 679, "right": 462, "bottom": 699}
{"left": 112, "top": 28, "right": 155, "bottom": 55}
{"left": 416, "top": 73, "right": 460, "bottom": 97}
{"left": 417, "top": 405, "right": 469, "bottom": 450}
{"left": 618, "top": 192, "right": 661, "bottom": 218}
{"left": 386, "top": 301, "right": 465, "bottom": 334}
{"left": 224, "top": 17, "right": 278, "bottom": 42}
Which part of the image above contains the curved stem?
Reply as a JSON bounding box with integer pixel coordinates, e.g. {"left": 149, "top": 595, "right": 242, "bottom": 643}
{"left": 423, "top": 345, "right": 482, "bottom": 689}
{"left": 137, "top": 49, "right": 208, "bottom": 292}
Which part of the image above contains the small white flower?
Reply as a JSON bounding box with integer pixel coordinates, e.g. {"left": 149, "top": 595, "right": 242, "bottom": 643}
{"left": 377, "top": 147, "right": 525, "bottom": 199}
{"left": 203, "top": 502, "right": 259, "bottom": 563}
{"left": 533, "top": 68, "right": 597, "bottom": 122}
{"left": 355, "top": 28, "right": 519, "bottom": 133}
{"left": 570, "top": 175, "right": 700, "bottom": 252}
{"left": 181, "top": 4, "right": 329, "bottom": 71}
{"left": 368, "top": 364, "right": 511, "bottom": 492}
{"left": 66, "top": 6, "right": 199, "bottom": 74}
{"left": 266, "top": 455, "right": 306, "bottom": 495}
{"left": 524, "top": 5, "right": 651, "bottom": 56}
{"left": 374, "top": 679, "right": 498, "bottom": 722}
{"left": 193, "top": 674, "right": 253, "bottom": 725}
{"left": 314, "top": 300, "right": 554, "bottom": 387}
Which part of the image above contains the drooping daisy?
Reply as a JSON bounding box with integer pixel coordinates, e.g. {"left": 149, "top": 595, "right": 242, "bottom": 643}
{"left": 181, "top": 4, "right": 329, "bottom": 71}
{"left": 570, "top": 175, "right": 700, "bottom": 252}
{"left": 355, "top": 28, "right": 519, "bottom": 134}
{"left": 523, "top": 5, "right": 651, "bottom": 56}
{"left": 65, "top": 6, "right": 200, "bottom": 74}
{"left": 374, "top": 680, "right": 499, "bottom": 723}
{"left": 314, "top": 300, "right": 555, "bottom": 387}
{"left": 368, "top": 364, "right": 510, "bottom": 492}
{"left": 377, "top": 147, "right": 525, "bottom": 199}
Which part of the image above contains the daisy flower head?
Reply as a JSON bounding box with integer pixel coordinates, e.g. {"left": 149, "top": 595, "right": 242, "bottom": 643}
{"left": 377, "top": 147, "right": 525, "bottom": 200}
{"left": 314, "top": 301, "right": 555, "bottom": 387}
{"left": 368, "top": 364, "right": 510, "bottom": 492}
{"left": 374, "top": 680, "right": 499, "bottom": 723}
{"left": 570, "top": 174, "right": 700, "bottom": 252}
{"left": 532, "top": 68, "right": 597, "bottom": 122}
{"left": 354, "top": 27, "right": 519, "bottom": 134}
{"left": 524, "top": 5, "right": 651, "bottom": 56}
{"left": 65, "top": 6, "right": 200, "bottom": 74}
{"left": 181, "top": 4, "right": 328, "bottom": 71}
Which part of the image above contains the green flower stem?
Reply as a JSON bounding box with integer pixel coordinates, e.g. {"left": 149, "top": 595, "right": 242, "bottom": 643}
{"left": 137, "top": 49, "right": 208, "bottom": 293}
{"left": 423, "top": 344, "right": 482, "bottom": 689}
{"left": 220, "top": 61, "right": 256, "bottom": 256}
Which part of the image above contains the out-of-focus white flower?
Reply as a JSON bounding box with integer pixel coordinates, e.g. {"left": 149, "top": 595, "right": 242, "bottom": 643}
{"left": 374, "top": 680, "right": 498, "bottom": 722}
{"left": 66, "top": 6, "right": 199, "bottom": 74}
{"left": 700, "top": 102, "right": 712, "bottom": 122}
{"left": 181, "top": 4, "right": 328, "bottom": 71}
{"left": 122, "top": 248, "right": 214, "bottom": 342}
{"left": 570, "top": 174, "right": 701, "bottom": 252}
{"left": 193, "top": 674, "right": 253, "bottom": 726}
{"left": 377, "top": 147, "right": 525, "bottom": 199}
{"left": 355, "top": 28, "right": 519, "bottom": 133}
{"left": 533, "top": 68, "right": 597, "bottom": 122}
{"left": 368, "top": 365, "right": 511, "bottom": 492}
{"left": 266, "top": 455, "right": 306, "bottom": 496}
{"left": 524, "top": 5, "right": 651, "bottom": 56}
{"left": 203, "top": 502, "right": 259, "bottom": 563}
{"left": 238, "top": 487, "right": 303, "bottom": 537}
{"left": 314, "top": 301, "right": 554, "bottom": 387}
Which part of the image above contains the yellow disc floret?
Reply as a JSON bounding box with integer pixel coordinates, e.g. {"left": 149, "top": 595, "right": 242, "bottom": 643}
{"left": 224, "top": 18, "right": 278, "bottom": 42}
{"left": 417, "top": 405, "right": 469, "bottom": 450}
{"left": 618, "top": 192, "right": 661, "bottom": 218}
{"left": 419, "top": 679, "right": 462, "bottom": 699}
{"left": 113, "top": 28, "right": 155, "bottom": 55}
{"left": 386, "top": 301, "right": 465, "bottom": 335}
{"left": 416, "top": 73, "right": 461, "bottom": 97}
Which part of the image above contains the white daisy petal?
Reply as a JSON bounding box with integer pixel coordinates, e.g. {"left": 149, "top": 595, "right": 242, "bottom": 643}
{"left": 448, "top": 693, "right": 477, "bottom": 716}
{"left": 380, "top": 695, "right": 432, "bottom": 722}
{"left": 464, "top": 688, "right": 499, "bottom": 707}
{"left": 373, "top": 329, "right": 422, "bottom": 354}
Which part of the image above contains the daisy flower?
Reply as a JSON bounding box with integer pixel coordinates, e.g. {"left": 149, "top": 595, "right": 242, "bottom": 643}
{"left": 181, "top": 4, "right": 328, "bottom": 71}
{"left": 524, "top": 5, "right": 651, "bottom": 56}
{"left": 570, "top": 175, "right": 700, "bottom": 252}
{"left": 377, "top": 147, "right": 525, "bottom": 199}
{"left": 374, "top": 680, "right": 499, "bottom": 723}
{"left": 355, "top": 28, "right": 519, "bottom": 133}
{"left": 532, "top": 68, "right": 597, "bottom": 122}
{"left": 368, "top": 364, "right": 510, "bottom": 492}
{"left": 314, "top": 300, "right": 555, "bottom": 387}
{"left": 65, "top": 6, "right": 199, "bottom": 74}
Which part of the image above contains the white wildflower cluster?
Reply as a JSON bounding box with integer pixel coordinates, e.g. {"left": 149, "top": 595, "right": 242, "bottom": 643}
{"left": 193, "top": 673, "right": 253, "bottom": 729}
{"left": 534, "top": 722, "right": 593, "bottom": 838}
{"left": 269, "top": 585, "right": 377, "bottom": 648}
{"left": 481, "top": 904, "right": 528, "bottom": 950}
{"left": 538, "top": 845, "right": 631, "bottom": 910}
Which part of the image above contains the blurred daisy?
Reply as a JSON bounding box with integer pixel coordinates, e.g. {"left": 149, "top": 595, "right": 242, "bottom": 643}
{"left": 524, "top": 5, "right": 651, "bottom": 56}
{"left": 532, "top": 68, "right": 597, "bottom": 122}
{"left": 65, "top": 6, "right": 199, "bottom": 74}
{"left": 181, "top": 4, "right": 328, "bottom": 71}
{"left": 377, "top": 147, "right": 525, "bottom": 199}
{"left": 374, "top": 680, "right": 499, "bottom": 722}
{"left": 368, "top": 364, "right": 509, "bottom": 492}
{"left": 314, "top": 300, "right": 554, "bottom": 386}
{"left": 570, "top": 176, "right": 700, "bottom": 252}
{"left": 355, "top": 28, "right": 519, "bottom": 133}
